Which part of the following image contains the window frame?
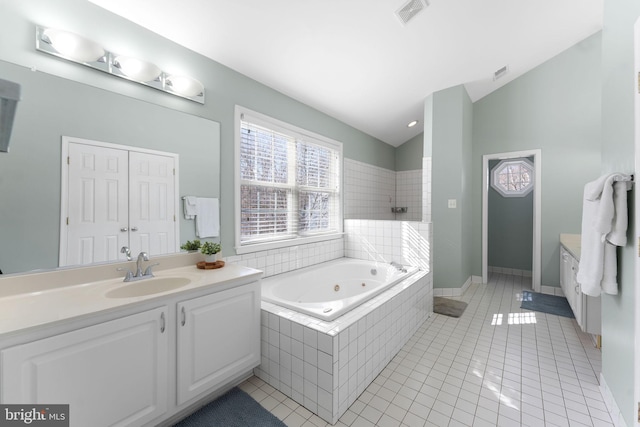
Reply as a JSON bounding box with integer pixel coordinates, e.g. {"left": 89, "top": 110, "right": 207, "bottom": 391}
{"left": 234, "top": 106, "right": 343, "bottom": 255}
{"left": 490, "top": 158, "right": 535, "bottom": 198}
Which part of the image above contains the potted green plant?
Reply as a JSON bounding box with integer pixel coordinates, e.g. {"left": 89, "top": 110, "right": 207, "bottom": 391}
{"left": 180, "top": 239, "right": 201, "bottom": 252}
{"left": 201, "top": 241, "right": 221, "bottom": 262}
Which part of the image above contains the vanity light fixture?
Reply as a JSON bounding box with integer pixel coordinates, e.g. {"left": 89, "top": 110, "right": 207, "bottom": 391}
{"left": 41, "top": 28, "right": 105, "bottom": 64}
{"left": 112, "top": 56, "right": 162, "bottom": 83}
{"left": 35, "top": 25, "right": 205, "bottom": 104}
{"left": 165, "top": 75, "right": 204, "bottom": 98}
{"left": 407, "top": 120, "right": 418, "bottom": 128}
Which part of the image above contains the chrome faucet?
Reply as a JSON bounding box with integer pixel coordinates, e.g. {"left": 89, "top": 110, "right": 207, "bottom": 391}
{"left": 118, "top": 251, "right": 158, "bottom": 282}
{"left": 390, "top": 261, "right": 407, "bottom": 273}
{"left": 120, "top": 246, "right": 132, "bottom": 261}
{"left": 135, "top": 252, "right": 149, "bottom": 277}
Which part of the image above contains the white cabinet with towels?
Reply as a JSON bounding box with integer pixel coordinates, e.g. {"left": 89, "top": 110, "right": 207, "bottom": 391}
{"left": 0, "top": 265, "right": 262, "bottom": 427}
{"left": 559, "top": 234, "right": 601, "bottom": 337}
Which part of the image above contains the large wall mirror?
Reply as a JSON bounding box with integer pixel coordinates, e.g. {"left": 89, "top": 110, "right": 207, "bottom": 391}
{"left": 0, "top": 60, "right": 221, "bottom": 275}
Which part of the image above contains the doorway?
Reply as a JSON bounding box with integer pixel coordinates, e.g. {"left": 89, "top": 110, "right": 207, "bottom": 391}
{"left": 482, "top": 149, "right": 541, "bottom": 291}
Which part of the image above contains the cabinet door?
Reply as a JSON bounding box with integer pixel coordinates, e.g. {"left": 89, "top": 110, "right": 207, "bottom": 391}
{"left": 1, "top": 307, "right": 169, "bottom": 427}
{"left": 570, "top": 257, "right": 583, "bottom": 329}
{"left": 177, "top": 282, "right": 260, "bottom": 405}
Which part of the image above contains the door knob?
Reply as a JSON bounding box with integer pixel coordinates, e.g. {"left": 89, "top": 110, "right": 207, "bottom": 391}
{"left": 120, "top": 227, "right": 128, "bottom": 232}
{"left": 131, "top": 226, "right": 138, "bottom": 232}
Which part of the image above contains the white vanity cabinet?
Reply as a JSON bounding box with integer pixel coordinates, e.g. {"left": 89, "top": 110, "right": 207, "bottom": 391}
{"left": 0, "top": 262, "right": 263, "bottom": 427}
{"left": 176, "top": 281, "right": 260, "bottom": 405}
{"left": 560, "top": 242, "right": 601, "bottom": 336}
{"left": 1, "top": 307, "right": 169, "bottom": 427}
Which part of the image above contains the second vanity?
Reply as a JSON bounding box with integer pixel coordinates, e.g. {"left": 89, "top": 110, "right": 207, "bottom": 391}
{"left": 0, "top": 253, "right": 262, "bottom": 427}
{"left": 560, "top": 233, "right": 601, "bottom": 338}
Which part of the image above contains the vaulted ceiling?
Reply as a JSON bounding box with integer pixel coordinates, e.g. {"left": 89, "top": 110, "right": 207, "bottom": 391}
{"left": 89, "top": 0, "right": 603, "bottom": 147}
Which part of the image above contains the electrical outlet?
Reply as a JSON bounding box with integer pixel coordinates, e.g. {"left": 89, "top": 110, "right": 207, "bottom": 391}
{"left": 448, "top": 199, "right": 457, "bottom": 209}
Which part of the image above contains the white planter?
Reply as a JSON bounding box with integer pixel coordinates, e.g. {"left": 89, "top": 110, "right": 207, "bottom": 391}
{"left": 204, "top": 253, "right": 220, "bottom": 263}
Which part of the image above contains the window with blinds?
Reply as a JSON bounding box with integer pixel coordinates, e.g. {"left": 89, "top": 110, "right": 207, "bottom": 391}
{"left": 236, "top": 107, "right": 342, "bottom": 249}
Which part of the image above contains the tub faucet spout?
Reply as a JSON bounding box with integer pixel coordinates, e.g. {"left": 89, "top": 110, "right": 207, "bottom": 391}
{"left": 391, "top": 261, "right": 407, "bottom": 273}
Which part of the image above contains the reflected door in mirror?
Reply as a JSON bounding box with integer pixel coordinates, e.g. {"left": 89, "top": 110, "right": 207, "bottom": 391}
{"left": 61, "top": 140, "right": 178, "bottom": 266}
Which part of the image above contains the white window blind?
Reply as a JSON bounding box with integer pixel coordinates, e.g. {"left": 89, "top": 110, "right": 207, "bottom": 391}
{"left": 238, "top": 110, "right": 341, "bottom": 247}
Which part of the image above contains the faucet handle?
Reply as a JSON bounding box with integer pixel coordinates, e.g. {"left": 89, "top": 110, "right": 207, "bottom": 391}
{"left": 120, "top": 246, "right": 132, "bottom": 261}
{"left": 117, "top": 267, "right": 134, "bottom": 282}
{"left": 144, "top": 263, "right": 160, "bottom": 277}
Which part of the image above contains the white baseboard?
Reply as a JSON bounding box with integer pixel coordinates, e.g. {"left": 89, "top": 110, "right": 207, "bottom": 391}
{"left": 600, "top": 373, "right": 629, "bottom": 427}
{"left": 434, "top": 276, "right": 473, "bottom": 297}
{"left": 541, "top": 285, "right": 564, "bottom": 296}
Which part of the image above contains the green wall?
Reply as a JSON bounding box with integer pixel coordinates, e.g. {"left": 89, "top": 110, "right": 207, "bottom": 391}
{"left": 600, "top": 1, "right": 640, "bottom": 424}
{"left": 472, "top": 32, "right": 602, "bottom": 287}
{"left": 0, "top": 0, "right": 393, "bottom": 261}
{"left": 487, "top": 159, "right": 534, "bottom": 271}
{"left": 395, "top": 133, "right": 423, "bottom": 171}
{"left": 430, "top": 85, "right": 473, "bottom": 288}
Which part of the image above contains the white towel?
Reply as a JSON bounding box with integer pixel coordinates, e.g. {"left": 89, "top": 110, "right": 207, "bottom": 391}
{"left": 607, "top": 180, "right": 632, "bottom": 246}
{"left": 183, "top": 196, "right": 197, "bottom": 220}
{"left": 195, "top": 197, "right": 219, "bottom": 238}
{"left": 577, "top": 181, "right": 605, "bottom": 296}
{"left": 576, "top": 173, "right": 632, "bottom": 296}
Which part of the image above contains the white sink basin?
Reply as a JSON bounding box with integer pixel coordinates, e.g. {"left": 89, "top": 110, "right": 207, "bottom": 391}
{"left": 105, "top": 277, "right": 192, "bottom": 298}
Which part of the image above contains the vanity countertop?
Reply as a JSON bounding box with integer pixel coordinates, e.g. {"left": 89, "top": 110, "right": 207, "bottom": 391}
{"left": 0, "top": 263, "right": 262, "bottom": 337}
{"left": 560, "top": 233, "right": 581, "bottom": 260}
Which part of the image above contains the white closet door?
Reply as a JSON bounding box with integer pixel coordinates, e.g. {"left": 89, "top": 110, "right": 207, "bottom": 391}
{"left": 64, "top": 143, "right": 129, "bottom": 266}
{"left": 128, "top": 152, "right": 177, "bottom": 256}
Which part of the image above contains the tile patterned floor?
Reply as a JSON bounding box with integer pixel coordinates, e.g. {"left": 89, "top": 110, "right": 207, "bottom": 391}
{"left": 240, "top": 273, "right": 613, "bottom": 427}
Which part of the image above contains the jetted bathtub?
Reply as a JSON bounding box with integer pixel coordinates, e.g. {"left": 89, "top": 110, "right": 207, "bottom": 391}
{"left": 261, "top": 258, "right": 418, "bottom": 321}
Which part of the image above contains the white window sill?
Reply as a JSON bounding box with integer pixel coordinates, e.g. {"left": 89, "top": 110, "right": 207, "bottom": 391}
{"left": 235, "top": 232, "right": 344, "bottom": 255}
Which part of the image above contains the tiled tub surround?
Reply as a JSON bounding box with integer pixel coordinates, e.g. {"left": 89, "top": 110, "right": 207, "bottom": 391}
{"left": 225, "top": 238, "right": 344, "bottom": 277}
{"left": 395, "top": 169, "right": 422, "bottom": 221}
{"left": 256, "top": 267, "right": 433, "bottom": 424}
{"left": 344, "top": 220, "right": 432, "bottom": 272}
{"left": 255, "top": 220, "right": 433, "bottom": 424}
{"left": 422, "top": 156, "right": 432, "bottom": 223}
{"left": 344, "top": 158, "right": 424, "bottom": 221}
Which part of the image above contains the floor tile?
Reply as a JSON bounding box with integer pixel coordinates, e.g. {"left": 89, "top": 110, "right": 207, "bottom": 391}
{"left": 240, "top": 273, "right": 614, "bottom": 427}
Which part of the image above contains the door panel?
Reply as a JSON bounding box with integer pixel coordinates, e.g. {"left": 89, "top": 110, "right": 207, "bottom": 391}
{"left": 64, "top": 143, "right": 129, "bottom": 266}
{"left": 129, "top": 152, "right": 177, "bottom": 256}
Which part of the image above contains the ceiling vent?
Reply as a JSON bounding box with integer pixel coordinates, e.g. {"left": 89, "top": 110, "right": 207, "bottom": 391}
{"left": 493, "top": 65, "right": 509, "bottom": 81}
{"left": 396, "top": 0, "right": 429, "bottom": 26}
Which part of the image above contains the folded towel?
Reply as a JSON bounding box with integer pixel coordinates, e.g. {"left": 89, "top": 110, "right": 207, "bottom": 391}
{"left": 195, "top": 197, "right": 219, "bottom": 238}
{"left": 183, "top": 196, "right": 197, "bottom": 220}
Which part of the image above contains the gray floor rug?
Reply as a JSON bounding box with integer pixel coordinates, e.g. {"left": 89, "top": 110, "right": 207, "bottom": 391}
{"left": 434, "top": 297, "right": 468, "bottom": 318}
{"left": 172, "top": 387, "right": 286, "bottom": 427}
{"left": 520, "top": 291, "right": 574, "bottom": 318}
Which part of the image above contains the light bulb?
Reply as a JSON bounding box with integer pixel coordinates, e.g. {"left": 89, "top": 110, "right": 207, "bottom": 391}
{"left": 166, "top": 75, "right": 203, "bottom": 97}
{"left": 114, "top": 56, "right": 161, "bottom": 82}
{"left": 43, "top": 28, "right": 104, "bottom": 63}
